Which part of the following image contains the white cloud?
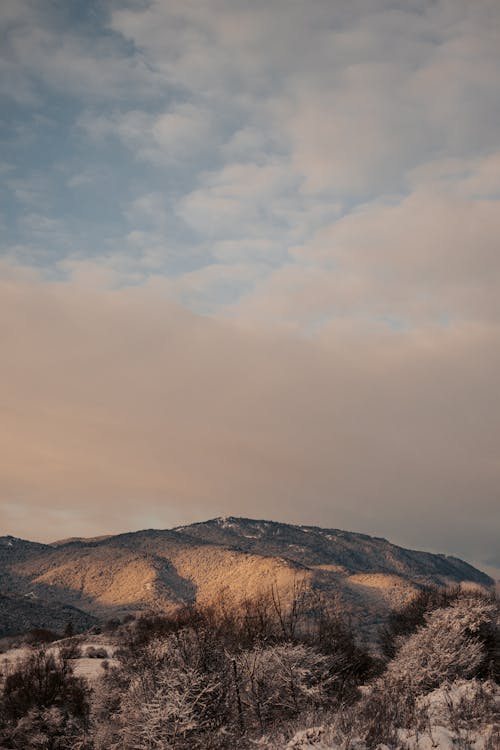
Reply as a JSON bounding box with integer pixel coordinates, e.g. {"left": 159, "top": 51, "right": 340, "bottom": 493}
{"left": 0, "top": 3, "right": 161, "bottom": 102}
{"left": 79, "top": 102, "right": 216, "bottom": 165}
{"left": 124, "top": 192, "right": 169, "bottom": 229}
{"left": 229, "top": 153, "right": 500, "bottom": 328}
{"left": 106, "top": 0, "right": 500, "bottom": 197}
{"left": 177, "top": 160, "right": 302, "bottom": 238}
{"left": 151, "top": 103, "right": 214, "bottom": 158}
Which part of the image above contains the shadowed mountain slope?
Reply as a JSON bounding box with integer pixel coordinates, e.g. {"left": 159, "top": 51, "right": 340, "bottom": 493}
{"left": 0, "top": 519, "right": 493, "bottom": 637}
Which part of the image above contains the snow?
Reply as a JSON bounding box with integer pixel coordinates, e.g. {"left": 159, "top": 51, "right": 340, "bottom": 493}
{"left": 71, "top": 656, "right": 119, "bottom": 680}
{"left": 284, "top": 721, "right": 499, "bottom": 750}
{"left": 0, "top": 642, "right": 119, "bottom": 683}
{"left": 217, "top": 516, "right": 237, "bottom": 530}
{"left": 285, "top": 727, "right": 330, "bottom": 749}
{"left": 397, "top": 724, "right": 498, "bottom": 750}
{"left": 281, "top": 679, "right": 500, "bottom": 750}
{"left": 416, "top": 678, "right": 499, "bottom": 725}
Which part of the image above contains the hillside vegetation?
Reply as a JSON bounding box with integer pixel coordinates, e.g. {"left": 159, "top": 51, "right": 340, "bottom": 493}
{"left": 0, "top": 518, "right": 493, "bottom": 638}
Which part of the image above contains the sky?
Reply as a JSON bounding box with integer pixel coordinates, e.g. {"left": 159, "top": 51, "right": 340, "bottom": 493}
{"left": 1, "top": 0, "right": 499, "bottom": 577}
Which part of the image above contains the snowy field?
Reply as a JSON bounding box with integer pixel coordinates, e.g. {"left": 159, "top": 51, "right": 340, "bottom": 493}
{"left": 0, "top": 640, "right": 119, "bottom": 682}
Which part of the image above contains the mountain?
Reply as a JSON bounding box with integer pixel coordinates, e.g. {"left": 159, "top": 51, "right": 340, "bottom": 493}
{"left": 0, "top": 593, "right": 97, "bottom": 639}
{"left": 0, "top": 519, "right": 493, "bottom": 638}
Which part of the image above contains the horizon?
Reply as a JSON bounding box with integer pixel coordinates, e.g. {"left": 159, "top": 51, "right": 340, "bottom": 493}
{"left": 1, "top": 1, "right": 499, "bottom": 582}
{"left": 2, "top": 514, "right": 497, "bottom": 581}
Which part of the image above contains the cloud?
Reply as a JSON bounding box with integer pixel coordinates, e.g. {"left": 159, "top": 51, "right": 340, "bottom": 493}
{"left": 108, "top": 0, "right": 500, "bottom": 197}
{"left": 228, "top": 152, "right": 500, "bottom": 329}
{"left": 177, "top": 160, "right": 301, "bottom": 239}
{"left": 2, "top": 0, "right": 500, "bottom": 577}
{"left": 0, "top": 262, "right": 499, "bottom": 576}
{"left": 6, "top": 0, "right": 499, "bottom": 297}
{"left": 0, "top": 0, "right": 161, "bottom": 103}
{"left": 7, "top": 174, "right": 52, "bottom": 210}
{"left": 124, "top": 192, "right": 169, "bottom": 230}
{"left": 79, "top": 102, "right": 217, "bottom": 167}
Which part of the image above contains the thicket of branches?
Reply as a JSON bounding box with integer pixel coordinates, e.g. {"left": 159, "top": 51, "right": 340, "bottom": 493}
{"left": 0, "top": 649, "right": 90, "bottom": 749}
{"left": 0, "top": 584, "right": 498, "bottom": 750}
{"left": 379, "top": 585, "right": 500, "bottom": 680}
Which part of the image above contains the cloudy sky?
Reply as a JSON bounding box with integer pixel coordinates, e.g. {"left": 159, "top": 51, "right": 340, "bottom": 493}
{"left": 1, "top": 0, "right": 499, "bottom": 576}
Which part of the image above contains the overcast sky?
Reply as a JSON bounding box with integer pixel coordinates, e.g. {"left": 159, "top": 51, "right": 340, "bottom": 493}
{"left": 1, "top": 0, "right": 499, "bottom": 577}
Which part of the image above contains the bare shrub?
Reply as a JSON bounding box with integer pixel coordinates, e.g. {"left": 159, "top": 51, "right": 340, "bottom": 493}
{"left": 85, "top": 645, "right": 108, "bottom": 659}
{"left": 59, "top": 638, "right": 82, "bottom": 660}
{"left": 236, "top": 642, "right": 334, "bottom": 731}
{"left": 95, "top": 627, "right": 236, "bottom": 750}
{"left": 0, "top": 648, "right": 90, "bottom": 749}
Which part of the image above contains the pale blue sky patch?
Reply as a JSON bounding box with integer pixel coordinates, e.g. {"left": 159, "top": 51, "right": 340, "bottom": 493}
{"left": 2, "top": 0, "right": 498, "bottom": 317}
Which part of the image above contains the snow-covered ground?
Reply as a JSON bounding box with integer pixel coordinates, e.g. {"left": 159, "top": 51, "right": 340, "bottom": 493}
{"left": 0, "top": 640, "right": 119, "bottom": 682}
{"left": 71, "top": 654, "right": 119, "bottom": 680}
{"left": 284, "top": 681, "right": 499, "bottom": 750}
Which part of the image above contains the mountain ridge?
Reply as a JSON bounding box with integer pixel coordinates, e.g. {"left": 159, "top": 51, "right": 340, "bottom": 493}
{"left": 0, "top": 517, "right": 493, "bottom": 638}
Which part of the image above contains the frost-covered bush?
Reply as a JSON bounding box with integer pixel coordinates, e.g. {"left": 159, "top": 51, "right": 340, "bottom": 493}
{"left": 348, "top": 596, "right": 500, "bottom": 748}
{"left": 236, "top": 643, "right": 334, "bottom": 730}
{"left": 7, "top": 589, "right": 490, "bottom": 750}
{"left": 95, "top": 627, "right": 236, "bottom": 750}
{"left": 378, "top": 586, "right": 461, "bottom": 659}
{"left": 119, "top": 664, "right": 223, "bottom": 749}
{"left": 380, "top": 587, "right": 500, "bottom": 680}
{"left": 4, "top": 706, "right": 91, "bottom": 750}
{"left": 384, "top": 596, "right": 497, "bottom": 694}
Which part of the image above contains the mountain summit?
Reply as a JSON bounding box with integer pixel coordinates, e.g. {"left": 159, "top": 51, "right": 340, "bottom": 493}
{"left": 0, "top": 517, "right": 492, "bottom": 638}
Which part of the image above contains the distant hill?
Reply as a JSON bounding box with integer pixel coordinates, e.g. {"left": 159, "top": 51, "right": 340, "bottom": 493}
{"left": 0, "top": 593, "right": 97, "bottom": 639}
{"left": 0, "top": 519, "right": 493, "bottom": 637}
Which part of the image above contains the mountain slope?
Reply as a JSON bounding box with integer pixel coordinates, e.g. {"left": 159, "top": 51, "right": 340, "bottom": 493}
{"left": 0, "top": 519, "right": 493, "bottom": 637}
{"left": 174, "top": 517, "right": 487, "bottom": 583}
{"left": 0, "top": 593, "right": 97, "bottom": 639}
